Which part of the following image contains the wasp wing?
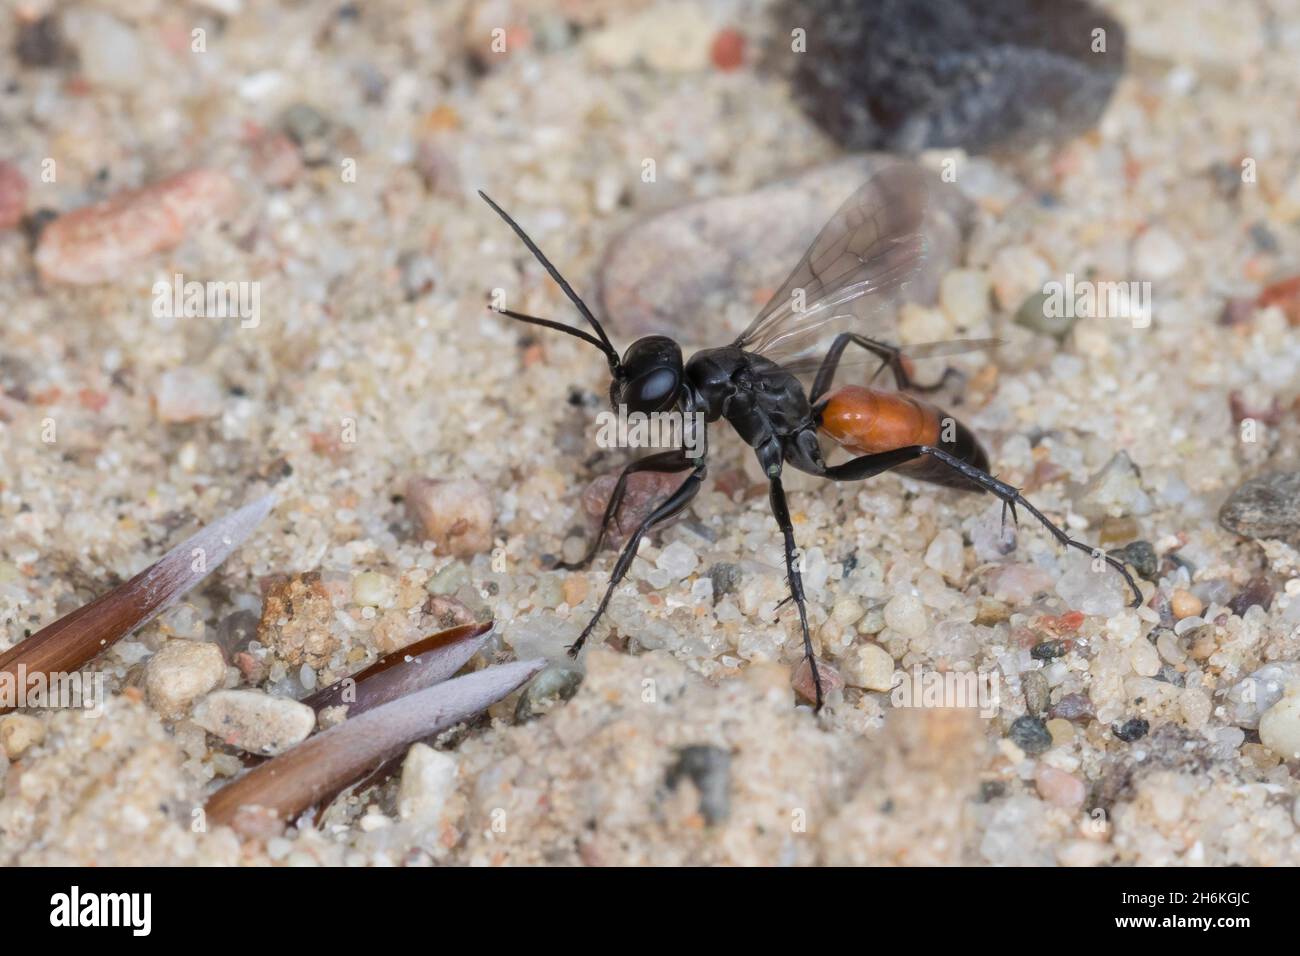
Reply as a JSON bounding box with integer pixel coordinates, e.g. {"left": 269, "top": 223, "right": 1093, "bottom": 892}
{"left": 768, "top": 337, "right": 1000, "bottom": 380}
{"left": 732, "top": 163, "right": 932, "bottom": 365}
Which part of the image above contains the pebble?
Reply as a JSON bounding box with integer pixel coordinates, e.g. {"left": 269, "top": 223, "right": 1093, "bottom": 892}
{"left": 1031, "top": 639, "right": 1069, "bottom": 661}
{"left": 1021, "top": 670, "right": 1049, "bottom": 716}
{"left": 598, "top": 156, "right": 970, "bottom": 342}
{"left": 988, "top": 564, "right": 1055, "bottom": 605}
{"left": 587, "top": 2, "right": 713, "bottom": 72}
{"left": 842, "top": 643, "right": 896, "bottom": 691}
{"left": 248, "top": 130, "right": 303, "bottom": 187}
{"left": 1049, "top": 692, "right": 1095, "bottom": 723}
{"left": 792, "top": 657, "right": 844, "bottom": 703}
{"left": 1259, "top": 694, "right": 1300, "bottom": 761}
{"left": 1154, "top": 630, "right": 1186, "bottom": 665}
{"left": 656, "top": 541, "right": 699, "bottom": 580}
{"left": 1072, "top": 452, "right": 1153, "bottom": 521}
{"left": 710, "top": 27, "right": 745, "bottom": 71}
{"left": 1129, "top": 640, "right": 1161, "bottom": 678}
{"left": 938, "top": 270, "right": 991, "bottom": 329}
{"left": 1055, "top": 559, "right": 1126, "bottom": 618}
{"left": 1112, "top": 717, "right": 1150, "bottom": 743}
{"left": 1256, "top": 274, "right": 1300, "bottom": 327}
{"left": 1179, "top": 686, "right": 1211, "bottom": 731}
{"left": 1045, "top": 718, "right": 1075, "bottom": 746}
{"left": 1225, "top": 663, "right": 1300, "bottom": 729}
{"left": 923, "top": 528, "right": 965, "bottom": 583}
{"left": 0, "top": 162, "right": 28, "bottom": 231}
{"left": 562, "top": 575, "right": 588, "bottom": 607}
{"left": 777, "top": 0, "right": 1124, "bottom": 153}
{"left": 0, "top": 714, "right": 45, "bottom": 759}
{"left": 1133, "top": 227, "right": 1187, "bottom": 279}
{"left": 1169, "top": 589, "right": 1203, "bottom": 620}
{"left": 883, "top": 593, "right": 928, "bottom": 639}
{"left": 280, "top": 103, "right": 331, "bottom": 150}
{"left": 64, "top": 9, "right": 142, "bottom": 90}
{"left": 15, "top": 13, "right": 72, "bottom": 68}
{"left": 425, "top": 561, "right": 469, "bottom": 596}
{"left": 145, "top": 640, "right": 227, "bottom": 720}
{"left": 191, "top": 690, "right": 315, "bottom": 756}
{"left": 1008, "top": 715, "right": 1053, "bottom": 755}
{"left": 35, "top": 169, "right": 240, "bottom": 285}
{"left": 352, "top": 571, "right": 398, "bottom": 608}
{"left": 1014, "top": 290, "right": 1078, "bottom": 340}
{"left": 708, "top": 562, "right": 743, "bottom": 600}
{"left": 515, "top": 665, "right": 585, "bottom": 722}
{"left": 1034, "top": 765, "right": 1085, "bottom": 810}
{"left": 1113, "top": 540, "right": 1158, "bottom": 580}
{"left": 258, "top": 572, "right": 339, "bottom": 667}
{"left": 405, "top": 478, "right": 493, "bottom": 557}
{"left": 397, "top": 743, "right": 458, "bottom": 821}
{"left": 1228, "top": 576, "right": 1274, "bottom": 617}
{"left": 1219, "top": 471, "right": 1300, "bottom": 547}
{"left": 984, "top": 244, "right": 1050, "bottom": 307}
{"left": 154, "top": 367, "right": 225, "bottom": 423}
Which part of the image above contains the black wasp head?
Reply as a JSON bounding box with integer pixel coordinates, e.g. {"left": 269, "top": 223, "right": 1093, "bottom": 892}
{"left": 611, "top": 335, "right": 684, "bottom": 414}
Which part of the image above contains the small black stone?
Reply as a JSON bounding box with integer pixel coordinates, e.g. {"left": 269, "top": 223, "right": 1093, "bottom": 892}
{"left": 1219, "top": 472, "right": 1300, "bottom": 548}
{"left": 1113, "top": 540, "right": 1159, "bottom": 580}
{"left": 1112, "top": 717, "right": 1150, "bottom": 742}
{"left": 708, "top": 562, "right": 743, "bottom": 602}
{"left": 1031, "top": 639, "right": 1068, "bottom": 660}
{"left": 15, "top": 14, "right": 72, "bottom": 69}
{"left": 1008, "top": 715, "right": 1053, "bottom": 755}
{"left": 979, "top": 780, "right": 1006, "bottom": 802}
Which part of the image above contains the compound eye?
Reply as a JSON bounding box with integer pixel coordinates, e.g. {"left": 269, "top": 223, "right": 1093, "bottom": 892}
{"left": 625, "top": 367, "right": 678, "bottom": 412}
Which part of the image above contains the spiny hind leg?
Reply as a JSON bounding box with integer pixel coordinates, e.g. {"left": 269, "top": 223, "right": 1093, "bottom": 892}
{"left": 819, "top": 444, "right": 1143, "bottom": 607}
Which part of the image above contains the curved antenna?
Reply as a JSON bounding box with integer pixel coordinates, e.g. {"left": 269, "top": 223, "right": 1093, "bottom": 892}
{"left": 479, "top": 190, "right": 621, "bottom": 372}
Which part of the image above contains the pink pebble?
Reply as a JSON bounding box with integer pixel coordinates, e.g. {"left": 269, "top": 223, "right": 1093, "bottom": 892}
{"left": 0, "top": 161, "right": 28, "bottom": 231}
{"left": 1034, "top": 765, "right": 1086, "bottom": 810}
{"left": 35, "top": 168, "right": 239, "bottom": 285}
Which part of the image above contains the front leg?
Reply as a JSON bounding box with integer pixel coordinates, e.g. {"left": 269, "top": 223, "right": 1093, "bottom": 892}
{"left": 768, "top": 471, "right": 824, "bottom": 710}
{"left": 567, "top": 459, "right": 707, "bottom": 658}
{"left": 756, "top": 439, "right": 824, "bottom": 710}
{"left": 556, "top": 449, "right": 696, "bottom": 571}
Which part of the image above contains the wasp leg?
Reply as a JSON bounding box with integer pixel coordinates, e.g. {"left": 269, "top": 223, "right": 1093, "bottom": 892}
{"left": 820, "top": 445, "right": 1143, "bottom": 608}
{"left": 766, "top": 471, "right": 823, "bottom": 710}
{"left": 555, "top": 450, "right": 697, "bottom": 572}
{"left": 808, "top": 332, "right": 959, "bottom": 403}
{"left": 567, "top": 462, "right": 706, "bottom": 658}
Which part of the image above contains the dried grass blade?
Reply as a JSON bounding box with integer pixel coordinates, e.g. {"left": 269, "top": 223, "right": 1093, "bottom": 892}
{"left": 206, "top": 658, "right": 544, "bottom": 827}
{"left": 0, "top": 494, "right": 275, "bottom": 713}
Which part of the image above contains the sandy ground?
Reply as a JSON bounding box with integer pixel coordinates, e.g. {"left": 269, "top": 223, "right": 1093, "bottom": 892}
{"left": 2, "top": 0, "right": 1300, "bottom": 865}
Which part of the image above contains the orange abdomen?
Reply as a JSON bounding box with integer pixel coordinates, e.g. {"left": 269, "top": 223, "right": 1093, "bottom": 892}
{"left": 818, "top": 385, "right": 941, "bottom": 453}
{"left": 816, "top": 385, "right": 990, "bottom": 490}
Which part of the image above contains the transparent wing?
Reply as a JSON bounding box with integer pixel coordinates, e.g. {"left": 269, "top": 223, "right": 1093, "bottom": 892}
{"left": 732, "top": 163, "right": 932, "bottom": 364}
{"left": 749, "top": 337, "right": 999, "bottom": 393}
